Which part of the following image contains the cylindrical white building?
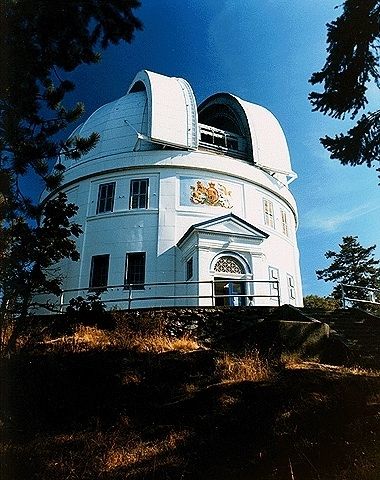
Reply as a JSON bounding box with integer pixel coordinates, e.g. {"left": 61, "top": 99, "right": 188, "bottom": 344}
{"left": 43, "top": 70, "right": 303, "bottom": 310}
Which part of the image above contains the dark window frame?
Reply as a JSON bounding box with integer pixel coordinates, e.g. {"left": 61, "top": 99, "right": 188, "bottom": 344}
{"left": 129, "top": 178, "right": 149, "bottom": 209}
{"left": 125, "top": 252, "right": 146, "bottom": 290}
{"left": 96, "top": 182, "right": 116, "bottom": 214}
{"left": 89, "top": 254, "right": 110, "bottom": 291}
{"left": 186, "top": 257, "right": 193, "bottom": 281}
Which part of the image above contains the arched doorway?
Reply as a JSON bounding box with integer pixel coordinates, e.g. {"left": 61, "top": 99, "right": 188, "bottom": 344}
{"left": 212, "top": 255, "right": 250, "bottom": 306}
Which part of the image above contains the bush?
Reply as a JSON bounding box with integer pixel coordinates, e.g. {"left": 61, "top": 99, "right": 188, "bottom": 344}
{"left": 66, "top": 293, "right": 109, "bottom": 328}
{"left": 303, "top": 294, "right": 340, "bottom": 311}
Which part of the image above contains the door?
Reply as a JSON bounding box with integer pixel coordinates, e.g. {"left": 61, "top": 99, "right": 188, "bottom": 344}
{"left": 214, "top": 278, "right": 246, "bottom": 306}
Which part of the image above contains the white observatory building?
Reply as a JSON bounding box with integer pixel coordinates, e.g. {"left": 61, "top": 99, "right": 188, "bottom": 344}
{"left": 45, "top": 70, "right": 303, "bottom": 310}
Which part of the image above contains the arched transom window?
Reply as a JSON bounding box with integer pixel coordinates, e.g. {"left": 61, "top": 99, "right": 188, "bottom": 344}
{"left": 214, "top": 256, "right": 245, "bottom": 274}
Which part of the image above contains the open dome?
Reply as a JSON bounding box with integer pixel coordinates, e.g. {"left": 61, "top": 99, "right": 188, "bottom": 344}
{"left": 60, "top": 70, "right": 295, "bottom": 183}
{"left": 198, "top": 93, "right": 295, "bottom": 178}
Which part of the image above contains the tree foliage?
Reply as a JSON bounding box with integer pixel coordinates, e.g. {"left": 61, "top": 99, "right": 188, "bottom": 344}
{"left": 303, "top": 295, "right": 340, "bottom": 311}
{"left": 309, "top": 0, "right": 380, "bottom": 176}
{"left": 0, "top": 0, "right": 142, "bottom": 352}
{"left": 316, "top": 236, "right": 380, "bottom": 306}
{"left": 1, "top": 0, "right": 142, "bottom": 190}
{"left": 1, "top": 193, "right": 82, "bottom": 313}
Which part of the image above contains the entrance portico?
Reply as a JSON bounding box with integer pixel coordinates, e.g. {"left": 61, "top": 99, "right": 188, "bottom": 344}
{"left": 177, "top": 213, "right": 269, "bottom": 306}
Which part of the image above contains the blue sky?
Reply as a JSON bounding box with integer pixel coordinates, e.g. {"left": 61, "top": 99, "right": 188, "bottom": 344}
{"left": 62, "top": 0, "right": 379, "bottom": 296}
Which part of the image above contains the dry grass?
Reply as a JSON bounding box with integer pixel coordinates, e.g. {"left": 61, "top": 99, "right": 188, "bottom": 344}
{"left": 279, "top": 355, "right": 380, "bottom": 378}
{"left": 36, "top": 325, "right": 201, "bottom": 354}
{"left": 101, "top": 430, "right": 190, "bottom": 474}
{"left": 112, "top": 331, "right": 200, "bottom": 353}
{"left": 216, "top": 350, "right": 273, "bottom": 383}
{"left": 280, "top": 351, "right": 306, "bottom": 368}
{"left": 167, "top": 336, "right": 200, "bottom": 352}
{"left": 1, "top": 429, "right": 191, "bottom": 480}
{"left": 3, "top": 310, "right": 380, "bottom": 479}
{"left": 337, "top": 365, "right": 380, "bottom": 377}
{"left": 73, "top": 325, "right": 112, "bottom": 349}
{"left": 2, "top": 340, "right": 379, "bottom": 480}
{"left": 33, "top": 325, "right": 112, "bottom": 353}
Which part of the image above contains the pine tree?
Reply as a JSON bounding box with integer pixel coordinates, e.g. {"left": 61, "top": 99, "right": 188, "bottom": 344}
{"left": 0, "top": 1, "right": 142, "bottom": 353}
{"left": 309, "top": 0, "right": 380, "bottom": 179}
{"left": 316, "top": 236, "right": 380, "bottom": 307}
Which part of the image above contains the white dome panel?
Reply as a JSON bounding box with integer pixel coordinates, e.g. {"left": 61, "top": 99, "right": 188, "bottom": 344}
{"left": 128, "top": 70, "right": 199, "bottom": 149}
{"left": 60, "top": 71, "right": 296, "bottom": 185}
{"left": 236, "top": 98, "right": 293, "bottom": 176}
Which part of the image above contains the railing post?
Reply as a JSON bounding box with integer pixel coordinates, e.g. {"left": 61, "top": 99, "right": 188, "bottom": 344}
{"left": 211, "top": 280, "right": 214, "bottom": 306}
{"left": 128, "top": 285, "right": 132, "bottom": 310}
{"left": 59, "top": 291, "right": 64, "bottom": 313}
{"left": 277, "top": 280, "right": 281, "bottom": 306}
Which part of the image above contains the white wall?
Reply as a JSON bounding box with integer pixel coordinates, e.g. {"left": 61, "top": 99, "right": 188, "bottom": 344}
{"left": 54, "top": 149, "right": 302, "bottom": 310}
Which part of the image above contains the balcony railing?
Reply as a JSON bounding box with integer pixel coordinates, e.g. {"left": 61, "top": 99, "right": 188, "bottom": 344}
{"left": 198, "top": 123, "right": 247, "bottom": 160}
{"left": 54, "top": 279, "right": 281, "bottom": 312}
{"left": 340, "top": 284, "right": 380, "bottom": 309}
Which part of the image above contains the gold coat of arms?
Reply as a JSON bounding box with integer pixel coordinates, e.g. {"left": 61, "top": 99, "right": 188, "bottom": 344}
{"left": 190, "top": 180, "right": 232, "bottom": 208}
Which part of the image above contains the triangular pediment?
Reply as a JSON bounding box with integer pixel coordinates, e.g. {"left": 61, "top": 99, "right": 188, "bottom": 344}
{"left": 178, "top": 213, "right": 269, "bottom": 248}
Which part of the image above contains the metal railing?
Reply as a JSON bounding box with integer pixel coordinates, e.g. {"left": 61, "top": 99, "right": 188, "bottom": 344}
{"left": 198, "top": 123, "right": 247, "bottom": 160}
{"left": 57, "top": 279, "right": 281, "bottom": 311}
{"left": 341, "top": 284, "right": 380, "bottom": 309}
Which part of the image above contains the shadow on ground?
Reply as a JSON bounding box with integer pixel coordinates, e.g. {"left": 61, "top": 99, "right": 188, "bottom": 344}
{"left": 1, "top": 347, "right": 379, "bottom": 480}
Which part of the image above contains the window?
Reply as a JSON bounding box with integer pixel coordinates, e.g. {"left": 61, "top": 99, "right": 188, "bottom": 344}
{"left": 281, "top": 210, "right": 289, "bottom": 236}
{"left": 125, "top": 252, "right": 146, "bottom": 289}
{"left": 186, "top": 257, "right": 193, "bottom": 281}
{"left": 96, "top": 182, "right": 115, "bottom": 214}
{"left": 130, "top": 179, "right": 149, "bottom": 209}
{"left": 287, "top": 274, "right": 296, "bottom": 300}
{"left": 214, "top": 256, "right": 245, "bottom": 274}
{"left": 263, "top": 199, "right": 275, "bottom": 228}
{"left": 89, "top": 255, "right": 109, "bottom": 291}
{"left": 269, "top": 266, "right": 279, "bottom": 296}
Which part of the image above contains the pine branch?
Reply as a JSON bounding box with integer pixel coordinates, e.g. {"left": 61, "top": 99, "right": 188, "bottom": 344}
{"left": 309, "top": 0, "right": 380, "bottom": 179}
{"left": 321, "top": 110, "right": 380, "bottom": 168}
{"left": 309, "top": 0, "right": 380, "bottom": 119}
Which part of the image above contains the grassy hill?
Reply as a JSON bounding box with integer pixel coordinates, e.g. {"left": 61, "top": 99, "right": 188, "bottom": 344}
{"left": 1, "top": 311, "right": 379, "bottom": 479}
